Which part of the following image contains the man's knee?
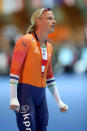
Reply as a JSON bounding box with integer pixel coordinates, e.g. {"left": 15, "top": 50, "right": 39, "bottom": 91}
{"left": 36, "top": 113, "right": 49, "bottom": 126}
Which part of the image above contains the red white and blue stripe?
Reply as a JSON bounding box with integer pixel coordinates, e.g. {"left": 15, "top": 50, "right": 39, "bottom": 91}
{"left": 46, "top": 77, "right": 56, "bottom": 88}
{"left": 10, "top": 74, "right": 19, "bottom": 85}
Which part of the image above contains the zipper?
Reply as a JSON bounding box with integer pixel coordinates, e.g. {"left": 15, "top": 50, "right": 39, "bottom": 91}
{"left": 37, "top": 41, "right": 43, "bottom": 87}
{"left": 39, "top": 42, "right": 48, "bottom": 87}
{"left": 42, "top": 44, "right": 48, "bottom": 76}
{"left": 33, "top": 32, "right": 48, "bottom": 87}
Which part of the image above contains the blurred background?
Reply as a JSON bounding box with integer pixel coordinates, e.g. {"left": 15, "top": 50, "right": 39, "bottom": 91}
{"left": 0, "top": 0, "right": 87, "bottom": 131}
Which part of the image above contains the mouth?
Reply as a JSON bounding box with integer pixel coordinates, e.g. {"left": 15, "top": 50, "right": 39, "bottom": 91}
{"left": 51, "top": 25, "right": 55, "bottom": 28}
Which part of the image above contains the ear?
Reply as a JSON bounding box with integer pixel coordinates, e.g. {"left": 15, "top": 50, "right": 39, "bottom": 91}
{"left": 35, "top": 18, "right": 38, "bottom": 24}
{"left": 36, "top": 18, "right": 41, "bottom": 26}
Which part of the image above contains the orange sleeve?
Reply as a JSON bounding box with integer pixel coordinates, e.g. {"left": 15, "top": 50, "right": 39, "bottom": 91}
{"left": 10, "top": 36, "right": 31, "bottom": 76}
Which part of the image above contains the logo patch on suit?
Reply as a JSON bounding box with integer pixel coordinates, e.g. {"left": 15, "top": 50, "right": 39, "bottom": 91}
{"left": 20, "top": 105, "right": 29, "bottom": 113}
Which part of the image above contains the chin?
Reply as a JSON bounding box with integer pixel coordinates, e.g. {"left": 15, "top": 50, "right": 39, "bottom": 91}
{"left": 49, "top": 29, "right": 55, "bottom": 33}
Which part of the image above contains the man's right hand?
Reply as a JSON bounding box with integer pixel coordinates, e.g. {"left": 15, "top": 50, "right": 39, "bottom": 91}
{"left": 10, "top": 105, "right": 20, "bottom": 112}
{"left": 60, "top": 105, "right": 68, "bottom": 113}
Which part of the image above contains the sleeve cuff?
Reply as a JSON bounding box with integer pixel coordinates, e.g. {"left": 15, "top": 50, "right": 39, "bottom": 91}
{"left": 58, "top": 100, "right": 68, "bottom": 109}
{"left": 10, "top": 98, "right": 20, "bottom": 107}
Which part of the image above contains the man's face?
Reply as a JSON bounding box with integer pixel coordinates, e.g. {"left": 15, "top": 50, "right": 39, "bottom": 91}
{"left": 37, "top": 10, "right": 56, "bottom": 34}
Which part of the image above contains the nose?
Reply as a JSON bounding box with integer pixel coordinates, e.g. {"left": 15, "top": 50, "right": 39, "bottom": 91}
{"left": 53, "top": 19, "right": 56, "bottom": 24}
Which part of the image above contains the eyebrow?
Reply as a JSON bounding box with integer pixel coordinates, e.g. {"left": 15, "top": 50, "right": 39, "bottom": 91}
{"left": 46, "top": 14, "right": 55, "bottom": 18}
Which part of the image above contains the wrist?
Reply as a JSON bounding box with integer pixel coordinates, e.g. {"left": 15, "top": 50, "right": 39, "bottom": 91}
{"left": 10, "top": 98, "right": 20, "bottom": 106}
{"left": 58, "top": 100, "right": 68, "bottom": 110}
{"left": 58, "top": 100, "right": 65, "bottom": 108}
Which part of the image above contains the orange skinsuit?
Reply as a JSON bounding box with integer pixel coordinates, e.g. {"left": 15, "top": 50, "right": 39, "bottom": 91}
{"left": 10, "top": 33, "right": 54, "bottom": 87}
{"left": 10, "top": 33, "right": 68, "bottom": 131}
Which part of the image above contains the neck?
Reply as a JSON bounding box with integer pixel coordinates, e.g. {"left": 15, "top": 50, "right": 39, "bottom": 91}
{"left": 35, "top": 29, "right": 48, "bottom": 46}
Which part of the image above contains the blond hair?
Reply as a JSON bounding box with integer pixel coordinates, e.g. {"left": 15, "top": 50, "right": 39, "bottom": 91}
{"left": 26, "top": 8, "right": 51, "bottom": 34}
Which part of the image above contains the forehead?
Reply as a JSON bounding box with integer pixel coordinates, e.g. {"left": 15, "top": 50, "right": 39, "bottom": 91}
{"left": 41, "top": 10, "right": 54, "bottom": 18}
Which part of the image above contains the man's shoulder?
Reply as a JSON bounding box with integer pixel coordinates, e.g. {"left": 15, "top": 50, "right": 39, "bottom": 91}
{"left": 21, "top": 33, "right": 34, "bottom": 41}
{"left": 15, "top": 34, "right": 34, "bottom": 49}
{"left": 16, "top": 34, "right": 34, "bottom": 46}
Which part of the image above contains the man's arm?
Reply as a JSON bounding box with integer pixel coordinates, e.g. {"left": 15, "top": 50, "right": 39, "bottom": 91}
{"left": 10, "top": 37, "right": 30, "bottom": 111}
{"left": 46, "top": 45, "right": 68, "bottom": 112}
